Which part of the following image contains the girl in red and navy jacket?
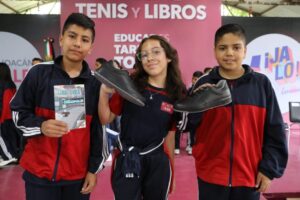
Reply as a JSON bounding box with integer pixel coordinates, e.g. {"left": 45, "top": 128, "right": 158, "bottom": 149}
{"left": 0, "top": 62, "right": 20, "bottom": 166}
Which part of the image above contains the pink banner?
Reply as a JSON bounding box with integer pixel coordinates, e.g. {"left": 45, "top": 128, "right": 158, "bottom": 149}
{"left": 61, "top": 0, "right": 221, "bottom": 84}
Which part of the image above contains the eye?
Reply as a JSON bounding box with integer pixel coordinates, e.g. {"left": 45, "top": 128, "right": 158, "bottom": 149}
{"left": 218, "top": 46, "right": 225, "bottom": 51}
{"left": 137, "top": 52, "right": 147, "bottom": 61}
{"left": 152, "top": 49, "right": 162, "bottom": 56}
{"left": 82, "top": 38, "right": 90, "bottom": 43}
{"left": 141, "top": 53, "right": 148, "bottom": 59}
{"left": 234, "top": 46, "right": 241, "bottom": 50}
{"left": 68, "top": 34, "right": 75, "bottom": 39}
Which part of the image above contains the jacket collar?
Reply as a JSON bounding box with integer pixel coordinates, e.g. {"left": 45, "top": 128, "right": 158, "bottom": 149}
{"left": 210, "top": 64, "right": 254, "bottom": 83}
{"left": 53, "top": 55, "right": 91, "bottom": 79}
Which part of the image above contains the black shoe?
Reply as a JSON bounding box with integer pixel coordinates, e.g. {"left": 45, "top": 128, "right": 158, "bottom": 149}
{"left": 94, "top": 60, "right": 146, "bottom": 107}
{"left": 174, "top": 80, "right": 232, "bottom": 113}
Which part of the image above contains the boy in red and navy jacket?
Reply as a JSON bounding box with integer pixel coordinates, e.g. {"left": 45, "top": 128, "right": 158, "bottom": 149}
{"left": 182, "top": 24, "right": 288, "bottom": 200}
{"left": 10, "top": 13, "right": 108, "bottom": 200}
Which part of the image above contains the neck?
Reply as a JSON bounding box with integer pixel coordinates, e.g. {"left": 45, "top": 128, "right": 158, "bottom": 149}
{"left": 62, "top": 58, "right": 83, "bottom": 78}
{"left": 148, "top": 75, "right": 166, "bottom": 88}
{"left": 219, "top": 67, "right": 245, "bottom": 80}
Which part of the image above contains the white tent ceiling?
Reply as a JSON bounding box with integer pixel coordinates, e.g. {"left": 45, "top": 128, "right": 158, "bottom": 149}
{"left": 0, "top": 0, "right": 57, "bottom": 14}
{"left": 223, "top": 0, "right": 300, "bottom": 17}
{"left": 0, "top": 0, "right": 300, "bottom": 17}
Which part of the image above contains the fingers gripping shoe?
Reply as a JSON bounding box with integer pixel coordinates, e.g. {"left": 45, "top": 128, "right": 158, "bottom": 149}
{"left": 173, "top": 80, "right": 232, "bottom": 113}
{"left": 94, "top": 61, "right": 146, "bottom": 107}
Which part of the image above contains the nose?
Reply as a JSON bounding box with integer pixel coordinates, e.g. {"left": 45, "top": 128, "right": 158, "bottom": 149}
{"left": 146, "top": 52, "right": 155, "bottom": 61}
{"left": 74, "top": 38, "right": 81, "bottom": 47}
{"left": 226, "top": 48, "right": 234, "bottom": 55}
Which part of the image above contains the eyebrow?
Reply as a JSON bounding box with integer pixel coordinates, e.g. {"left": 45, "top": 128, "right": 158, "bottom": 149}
{"left": 141, "top": 47, "right": 162, "bottom": 51}
{"left": 67, "top": 30, "right": 91, "bottom": 40}
{"left": 218, "top": 43, "right": 243, "bottom": 47}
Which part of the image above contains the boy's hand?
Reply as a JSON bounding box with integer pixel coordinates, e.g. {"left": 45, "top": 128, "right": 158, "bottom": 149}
{"left": 256, "top": 171, "right": 272, "bottom": 192}
{"left": 41, "top": 119, "right": 68, "bottom": 137}
{"left": 193, "top": 83, "right": 215, "bottom": 94}
{"left": 81, "top": 172, "right": 97, "bottom": 194}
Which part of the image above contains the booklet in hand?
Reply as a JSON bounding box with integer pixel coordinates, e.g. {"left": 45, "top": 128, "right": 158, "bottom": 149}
{"left": 54, "top": 84, "right": 86, "bottom": 130}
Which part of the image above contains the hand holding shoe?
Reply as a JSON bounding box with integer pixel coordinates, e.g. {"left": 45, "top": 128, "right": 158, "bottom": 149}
{"left": 101, "top": 84, "right": 115, "bottom": 95}
{"left": 94, "top": 60, "right": 146, "bottom": 106}
{"left": 174, "top": 80, "right": 232, "bottom": 113}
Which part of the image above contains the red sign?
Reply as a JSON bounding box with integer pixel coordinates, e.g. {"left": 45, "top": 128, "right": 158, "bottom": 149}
{"left": 61, "top": 0, "right": 221, "bottom": 84}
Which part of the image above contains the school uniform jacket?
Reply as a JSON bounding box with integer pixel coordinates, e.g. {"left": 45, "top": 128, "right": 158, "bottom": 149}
{"left": 0, "top": 82, "right": 16, "bottom": 123}
{"left": 190, "top": 65, "right": 288, "bottom": 187}
{"left": 10, "top": 56, "right": 108, "bottom": 181}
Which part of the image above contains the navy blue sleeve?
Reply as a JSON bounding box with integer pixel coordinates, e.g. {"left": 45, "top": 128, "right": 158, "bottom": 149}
{"left": 10, "top": 66, "right": 45, "bottom": 137}
{"left": 88, "top": 113, "right": 109, "bottom": 174}
{"left": 175, "top": 76, "right": 209, "bottom": 133}
{"left": 88, "top": 80, "right": 109, "bottom": 174}
{"left": 258, "top": 77, "right": 288, "bottom": 179}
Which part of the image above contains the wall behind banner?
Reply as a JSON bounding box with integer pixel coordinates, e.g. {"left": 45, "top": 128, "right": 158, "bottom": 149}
{"left": 0, "top": 14, "right": 60, "bottom": 87}
{"left": 0, "top": 14, "right": 299, "bottom": 116}
{"left": 223, "top": 17, "right": 300, "bottom": 117}
{"left": 61, "top": 0, "right": 222, "bottom": 84}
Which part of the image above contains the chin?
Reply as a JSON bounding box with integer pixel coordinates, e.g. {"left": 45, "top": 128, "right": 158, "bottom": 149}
{"left": 68, "top": 55, "right": 84, "bottom": 62}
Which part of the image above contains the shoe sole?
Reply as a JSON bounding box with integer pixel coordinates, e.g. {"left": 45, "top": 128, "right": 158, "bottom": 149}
{"left": 173, "top": 96, "right": 232, "bottom": 113}
{"left": 94, "top": 72, "right": 145, "bottom": 107}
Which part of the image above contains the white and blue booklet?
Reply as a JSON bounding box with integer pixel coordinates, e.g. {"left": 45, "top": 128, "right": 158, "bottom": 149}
{"left": 54, "top": 84, "right": 86, "bottom": 130}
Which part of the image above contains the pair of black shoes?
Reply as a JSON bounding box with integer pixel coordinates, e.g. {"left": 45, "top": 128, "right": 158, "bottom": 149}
{"left": 174, "top": 80, "right": 232, "bottom": 113}
{"left": 94, "top": 61, "right": 146, "bottom": 107}
{"left": 94, "top": 61, "right": 231, "bottom": 112}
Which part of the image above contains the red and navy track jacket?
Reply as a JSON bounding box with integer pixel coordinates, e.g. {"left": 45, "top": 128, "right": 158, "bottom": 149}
{"left": 189, "top": 65, "right": 288, "bottom": 187}
{"left": 10, "top": 56, "right": 109, "bottom": 181}
{"left": 0, "top": 82, "right": 16, "bottom": 123}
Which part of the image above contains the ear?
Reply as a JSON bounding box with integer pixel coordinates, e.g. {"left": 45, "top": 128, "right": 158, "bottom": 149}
{"left": 88, "top": 43, "right": 94, "bottom": 55}
{"left": 59, "top": 35, "right": 63, "bottom": 47}
{"left": 243, "top": 46, "right": 247, "bottom": 59}
{"left": 167, "top": 59, "right": 171, "bottom": 63}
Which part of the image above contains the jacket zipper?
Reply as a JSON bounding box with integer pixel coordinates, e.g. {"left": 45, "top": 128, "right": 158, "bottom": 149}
{"left": 228, "top": 82, "right": 234, "bottom": 187}
{"left": 51, "top": 138, "right": 62, "bottom": 181}
{"left": 50, "top": 68, "right": 74, "bottom": 181}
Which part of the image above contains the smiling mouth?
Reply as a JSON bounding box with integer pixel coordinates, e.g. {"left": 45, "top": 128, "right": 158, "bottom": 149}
{"left": 224, "top": 60, "right": 235, "bottom": 63}
{"left": 147, "top": 64, "right": 157, "bottom": 68}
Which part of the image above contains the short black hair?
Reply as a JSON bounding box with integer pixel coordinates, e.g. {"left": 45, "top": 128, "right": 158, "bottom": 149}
{"left": 112, "top": 59, "right": 122, "bottom": 69}
{"left": 62, "top": 13, "right": 95, "bottom": 42}
{"left": 214, "top": 23, "right": 246, "bottom": 47}
{"left": 32, "top": 57, "right": 44, "bottom": 62}
{"left": 203, "top": 67, "right": 212, "bottom": 73}
{"left": 96, "top": 58, "right": 107, "bottom": 65}
{"left": 193, "top": 71, "right": 203, "bottom": 78}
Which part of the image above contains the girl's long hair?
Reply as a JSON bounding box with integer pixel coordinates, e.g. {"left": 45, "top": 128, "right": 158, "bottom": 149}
{"left": 0, "top": 62, "right": 16, "bottom": 116}
{"left": 132, "top": 35, "right": 186, "bottom": 100}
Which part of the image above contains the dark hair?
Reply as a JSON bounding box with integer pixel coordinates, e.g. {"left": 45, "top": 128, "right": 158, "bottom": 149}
{"left": 96, "top": 58, "right": 107, "bottom": 65}
{"left": 203, "top": 67, "right": 212, "bottom": 73}
{"left": 0, "top": 62, "right": 14, "bottom": 83}
{"left": 0, "top": 63, "right": 16, "bottom": 116}
{"left": 132, "top": 35, "right": 186, "bottom": 100}
{"left": 214, "top": 23, "right": 246, "bottom": 47}
{"left": 62, "top": 13, "right": 95, "bottom": 42}
{"left": 193, "top": 71, "right": 203, "bottom": 78}
{"left": 32, "top": 57, "right": 44, "bottom": 63}
{"left": 113, "top": 59, "right": 122, "bottom": 69}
